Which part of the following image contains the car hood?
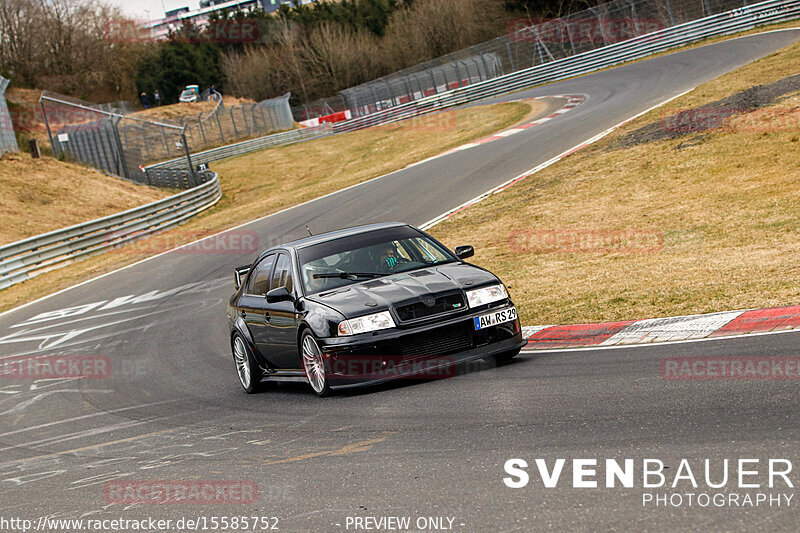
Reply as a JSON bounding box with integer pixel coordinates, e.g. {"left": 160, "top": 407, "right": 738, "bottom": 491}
{"left": 305, "top": 262, "right": 499, "bottom": 318}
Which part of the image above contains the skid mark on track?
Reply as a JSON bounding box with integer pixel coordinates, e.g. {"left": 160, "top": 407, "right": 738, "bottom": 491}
{"left": 265, "top": 434, "right": 394, "bottom": 465}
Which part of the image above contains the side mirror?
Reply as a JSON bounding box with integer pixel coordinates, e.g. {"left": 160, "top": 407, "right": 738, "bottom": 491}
{"left": 234, "top": 265, "right": 251, "bottom": 290}
{"left": 454, "top": 245, "right": 474, "bottom": 260}
{"left": 266, "top": 286, "right": 294, "bottom": 303}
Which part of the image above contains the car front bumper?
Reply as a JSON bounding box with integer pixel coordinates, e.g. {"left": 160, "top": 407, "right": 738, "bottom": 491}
{"left": 317, "top": 303, "right": 525, "bottom": 389}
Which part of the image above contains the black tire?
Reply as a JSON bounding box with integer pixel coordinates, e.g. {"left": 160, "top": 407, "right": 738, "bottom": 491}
{"left": 300, "top": 330, "right": 331, "bottom": 397}
{"left": 492, "top": 348, "right": 521, "bottom": 365}
{"left": 232, "top": 332, "right": 264, "bottom": 394}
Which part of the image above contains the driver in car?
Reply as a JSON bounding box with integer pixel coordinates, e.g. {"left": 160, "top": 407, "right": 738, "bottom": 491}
{"left": 376, "top": 243, "right": 407, "bottom": 273}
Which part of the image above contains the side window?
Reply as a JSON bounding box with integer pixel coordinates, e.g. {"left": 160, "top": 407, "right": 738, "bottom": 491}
{"left": 246, "top": 254, "right": 276, "bottom": 296}
{"left": 271, "top": 254, "right": 293, "bottom": 293}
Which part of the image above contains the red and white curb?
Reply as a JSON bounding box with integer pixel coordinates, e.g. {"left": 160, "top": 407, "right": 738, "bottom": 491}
{"left": 521, "top": 305, "right": 800, "bottom": 350}
{"left": 441, "top": 94, "right": 587, "bottom": 155}
{"left": 406, "top": 94, "right": 586, "bottom": 171}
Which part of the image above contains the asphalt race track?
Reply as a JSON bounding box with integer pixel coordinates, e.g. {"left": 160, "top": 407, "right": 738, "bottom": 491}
{"left": 1, "top": 30, "right": 800, "bottom": 532}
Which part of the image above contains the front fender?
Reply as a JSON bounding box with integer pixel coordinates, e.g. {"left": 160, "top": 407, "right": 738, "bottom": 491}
{"left": 297, "top": 300, "right": 346, "bottom": 344}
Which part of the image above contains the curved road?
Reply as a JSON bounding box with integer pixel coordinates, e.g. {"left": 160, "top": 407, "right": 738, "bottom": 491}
{"left": 1, "top": 30, "right": 800, "bottom": 531}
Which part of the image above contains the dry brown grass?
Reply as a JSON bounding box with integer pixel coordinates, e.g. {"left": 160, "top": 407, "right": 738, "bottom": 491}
{"left": 203, "top": 102, "right": 536, "bottom": 231}
{"left": 130, "top": 96, "right": 255, "bottom": 122}
{"left": 506, "top": 19, "right": 800, "bottom": 98}
{"left": 430, "top": 39, "right": 800, "bottom": 326}
{"left": 0, "top": 100, "right": 535, "bottom": 312}
{"left": 0, "top": 152, "right": 168, "bottom": 244}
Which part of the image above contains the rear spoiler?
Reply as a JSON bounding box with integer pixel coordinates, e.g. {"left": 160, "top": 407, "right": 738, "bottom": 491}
{"left": 234, "top": 265, "right": 251, "bottom": 290}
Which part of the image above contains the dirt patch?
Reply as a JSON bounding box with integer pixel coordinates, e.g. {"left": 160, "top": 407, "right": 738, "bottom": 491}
{"left": 613, "top": 73, "right": 800, "bottom": 149}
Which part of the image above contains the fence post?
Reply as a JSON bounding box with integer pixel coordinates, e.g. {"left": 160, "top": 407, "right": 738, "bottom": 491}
{"left": 40, "top": 98, "right": 57, "bottom": 157}
{"left": 249, "top": 104, "right": 259, "bottom": 133}
{"left": 111, "top": 116, "right": 131, "bottom": 179}
{"left": 240, "top": 106, "right": 250, "bottom": 135}
{"left": 98, "top": 122, "right": 115, "bottom": 174}
{"left": 504, "top": 41, "right": 517, "bottom": 73}
{"left": 197, "top": 112, "right": 207, "bottom": 145}
{"left": 589, "top": 7, "right": 611, "bottom": 46}
{"left": 181, "top": 129, "right": 197, "bottom": 187}
{"left": 564, "top": 20, "right": 578, "bottom": 56}
{"left": 664, "top": 0, "right": 677, "bottom": 25}
{"left": 215, "top": 110, "right": 225, "bottom": 143}
{"left": 230, "top": 108, "right": 239, "bottom": 137}
{"left": 139, "top": 125, "right": 150, "bottom": 159}
{"left": 259, "top": 104, "right": 268, "bottom": 132}
{"left": 427, "top": 71, "right": 438, "bottom": 95}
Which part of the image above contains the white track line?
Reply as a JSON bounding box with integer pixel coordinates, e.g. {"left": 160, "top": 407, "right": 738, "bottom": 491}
{"left": 5, "top": 28, "right": 798, "bottom": 320}
{"left": 0, "top": 98, "right": 574, "bottom": 319}
{"left": 419, "top": 87, "right": 695, "bottom": 230}
{"left": 521, "top": 327, "right": 800, "bottom": 354}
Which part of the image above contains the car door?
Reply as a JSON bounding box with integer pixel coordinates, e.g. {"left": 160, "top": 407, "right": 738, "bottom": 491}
{"left": 239, "top": 253, "right": 278, "bottom": 368}
{"left": 264, "top": 252, "right": 301, "bottom": 369}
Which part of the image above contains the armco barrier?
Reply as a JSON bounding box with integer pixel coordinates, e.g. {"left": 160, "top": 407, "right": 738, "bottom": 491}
{"left": 148, "top": 124, "right": 332, "bottom": 170}
{"left": 333, "top": 0, "right": 799, "bottom": 132}
{"left": 0, "top": 173, "right": 222, "bottom": 290}
{"left": 153, "top": 1, "right": 799, "bottom": 167}
{"left": 2, "top": 1, "right": 795, "bottom": 291}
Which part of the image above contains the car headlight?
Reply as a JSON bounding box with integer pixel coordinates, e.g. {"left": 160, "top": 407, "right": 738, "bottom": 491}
{"left": 338, "top": 311, "right": 396, "bottom": 336}
{"left": 466, "top": 284, "right": 508, "bottom": 309}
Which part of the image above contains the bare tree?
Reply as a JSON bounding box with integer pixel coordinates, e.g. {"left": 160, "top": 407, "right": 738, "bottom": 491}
{"left": 0, "top": 0, "right": 142, "bottom": 100}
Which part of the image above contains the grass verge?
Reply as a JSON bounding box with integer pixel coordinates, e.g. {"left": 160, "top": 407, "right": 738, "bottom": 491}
{"left": 429, "top": 38, "right": 800, "bottom": 326}
{"left": 0, "top": 152, "right": 169, "bottom": 244}
{"left": 0, "top": 100, "right": 536, "bottom": 313}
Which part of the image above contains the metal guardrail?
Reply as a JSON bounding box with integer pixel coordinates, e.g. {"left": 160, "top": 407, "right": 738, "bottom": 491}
{"left": 0, "top": 173, "right": 222, "bottom": 290}
{"left": 141, "top": 167, "right": 214, "bottom": 189}
{"left": 333, "top": 0, "right": 800, "bottom": 132}
{"left": 148, "top": 124, "right": 332, "bottom": 170}
{"left": 153, "top": 0, "right": 799, "bottom": 167}
{"left": 2, "top": 1, "right": 795, "bottom": 291}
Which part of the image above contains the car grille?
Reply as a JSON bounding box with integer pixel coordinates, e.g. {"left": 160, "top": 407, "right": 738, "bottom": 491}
{"left": 399, "top": 322, "right": 473, "bottom": 357}
{"left": 395, "top": 292, "right": 466, "bottom": 322}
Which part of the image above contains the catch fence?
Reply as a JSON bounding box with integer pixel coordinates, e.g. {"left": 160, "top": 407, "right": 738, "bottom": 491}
{"left": 41, "top": 91, "right": 294, "bottom": 187}
{"left": 0, "top": 76, "right": 19, "bottom": 154}
{"left": 293, "top": 0, "right": 798, "bottom": 122}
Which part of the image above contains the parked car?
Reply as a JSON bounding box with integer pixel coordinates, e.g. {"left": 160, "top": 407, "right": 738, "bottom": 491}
{"left": 179, "top": 85, "right": 200, "bottom": 103}
{"left": 226, "top": 222, "right": 525, "bottom": 396}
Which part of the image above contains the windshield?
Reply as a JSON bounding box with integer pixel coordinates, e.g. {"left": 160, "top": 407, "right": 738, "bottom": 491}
{"left": 298, "top": 227, "right": 456, "bottom": 295}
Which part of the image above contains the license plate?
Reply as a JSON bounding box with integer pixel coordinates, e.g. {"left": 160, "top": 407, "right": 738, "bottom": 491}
{"left": 474, "top": 306, "right": 517, "bottom": 330}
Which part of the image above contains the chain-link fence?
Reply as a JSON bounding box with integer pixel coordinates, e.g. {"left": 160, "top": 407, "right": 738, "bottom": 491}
{"left": 41, "top": 91, "right": 294, "bottom": 188}
{"left": 177, "top": 93, "right": 294, "bottom": 149}
{"left": 293, "top": 0, "right": 784, "bottom": 122}
{"left": 0, "top": 76, "right": 20, "bottom": 155}
{"left": 41, "top": 91, "right": 194, "bottom": 186}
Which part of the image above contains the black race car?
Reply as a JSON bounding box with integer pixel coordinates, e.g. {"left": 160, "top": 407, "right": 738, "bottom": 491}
{"left": 226, "top": 222, "right": 525, "bottom": 396}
